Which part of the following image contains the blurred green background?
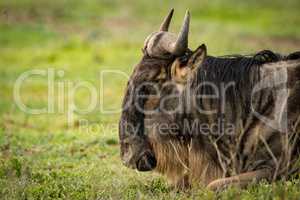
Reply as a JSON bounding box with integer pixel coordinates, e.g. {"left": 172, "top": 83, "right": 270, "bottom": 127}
{"left": 0, "top": 0, "right": 300, "bottom": 199}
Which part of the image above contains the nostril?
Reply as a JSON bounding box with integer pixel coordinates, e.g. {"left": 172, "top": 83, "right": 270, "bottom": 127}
{"left": 146, "top": 153, "right": 157, "bottom": 167}
{"left": 136, "top": 152, "right": 157, "bottom": 171}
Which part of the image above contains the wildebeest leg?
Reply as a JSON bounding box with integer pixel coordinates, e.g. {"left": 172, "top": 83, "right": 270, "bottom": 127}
{"left": 207, "top": 169, "right": 271, "bottom": 191}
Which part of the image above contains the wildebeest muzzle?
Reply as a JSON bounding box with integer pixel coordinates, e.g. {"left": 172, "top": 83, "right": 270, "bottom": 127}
{"left": 136, "top": 151, "right": 157, "bottom": 171}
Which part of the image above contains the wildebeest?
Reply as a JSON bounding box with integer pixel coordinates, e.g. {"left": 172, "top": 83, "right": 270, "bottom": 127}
{"left": 119, "top": 9, "right": 300, "bottom": 190}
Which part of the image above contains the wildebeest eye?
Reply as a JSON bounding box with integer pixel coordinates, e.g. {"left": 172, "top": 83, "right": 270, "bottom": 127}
{"left": 177, "top": 50, "right": 192, "bottom": 64}
{"left": 179, "top": 55, "right": 188, "bottom": 64}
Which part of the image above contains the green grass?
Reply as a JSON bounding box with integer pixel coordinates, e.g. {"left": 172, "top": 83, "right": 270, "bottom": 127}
{"left": 0, "top": 0, "right": 300, "bottom": 199}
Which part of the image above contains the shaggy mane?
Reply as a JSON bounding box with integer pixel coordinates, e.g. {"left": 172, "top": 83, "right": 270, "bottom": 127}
{"left": 189, "top": 50, "right": 298, "bottom": 119}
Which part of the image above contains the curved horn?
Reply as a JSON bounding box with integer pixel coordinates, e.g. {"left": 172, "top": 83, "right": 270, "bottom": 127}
{"left": 171, "top": 10, "right": 190, "bottom": 55}
{"left": 159, "top": 8, "right": 174, "bottom": 31}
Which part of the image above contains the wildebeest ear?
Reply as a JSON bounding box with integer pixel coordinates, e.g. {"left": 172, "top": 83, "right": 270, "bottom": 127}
{"left": 188, "top": 44, "right": 207, "bottom": 71}
{"left": 171, "top": 44, "right": 207, "bottom": 84}
{"left": 171, "top": 58, "right": 189, "bottom": 83}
